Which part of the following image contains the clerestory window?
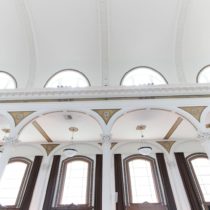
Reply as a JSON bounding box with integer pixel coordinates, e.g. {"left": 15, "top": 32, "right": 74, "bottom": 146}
{"left": 121, "top": 67, "right": 167, "bottom": 86}
{"left": 45, "top": 69, "right": 90, "bottom": 88}
{"left": 0, "top": 71, "right": 17, "bottom": 89}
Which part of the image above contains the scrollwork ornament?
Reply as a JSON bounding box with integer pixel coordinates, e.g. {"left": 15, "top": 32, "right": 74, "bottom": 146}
{"left": 197, "top": 131, "right": 210, "bottom": 144}
{"left": 101, "top": 134, "right": 112, "bottom": 149}
{"left": 3, "top": 136, "right": 19, "bottom": 145}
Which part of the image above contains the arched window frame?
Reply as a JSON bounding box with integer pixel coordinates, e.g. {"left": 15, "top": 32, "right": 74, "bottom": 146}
{"left": 187, "top": 153, "right": 210, "bottom": 206}
{"left": 197, "top": 65, "right": 210, "bottom": 83}
{"left": 120, "top": 66, "right": 168, "bottom": 86}
{"left": 0, "top": 157, "right": 32, "bottom": 208}
{"left": 0, "top": 71, "right": 17, "bottom": 89}
{"left": 124, "top": 155, "right": 163, "bottom": 206}
{"left": 44, "top": 69, "right": 91, "bottom": 88}
{"left": 55, "top": 155, "right": 94, "bottom": 209}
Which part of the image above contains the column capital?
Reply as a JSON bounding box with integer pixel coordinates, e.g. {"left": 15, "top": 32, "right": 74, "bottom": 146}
{"left": 101, "top": 134, "right": 112, "bottom": 150}
{"left": 3, "top": 136, "right": 18, "bottom": 144}
{"left": 197, "top": 131, "right": 210, "bottom": 143}
{"left": 101, "top": 134, "right": 112, "bottom": 143}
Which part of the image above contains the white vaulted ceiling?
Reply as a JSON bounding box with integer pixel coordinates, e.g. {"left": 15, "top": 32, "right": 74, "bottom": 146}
{"left": 0, "top": 0, "right": 210, "bottom": 88}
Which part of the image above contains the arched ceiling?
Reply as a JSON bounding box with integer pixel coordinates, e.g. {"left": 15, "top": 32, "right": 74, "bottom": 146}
{"left": 18, "top": 112, "right": 102, "bottom": 143}
{"left": 112, "top": 109, "right": 197, "bottom": 141}
{"left": 0, "top": 0, "right": 210, "bottom": 88}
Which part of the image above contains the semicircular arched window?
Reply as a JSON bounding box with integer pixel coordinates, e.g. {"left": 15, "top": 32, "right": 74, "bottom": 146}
{"left": 0, "top": 71, "right": 17, "bottom": 89}
{"left": 121, "top": 67, "right": 167, "bottom": 86}
{"left": 197, "top": 66, "right": 210, "bottom": 83}
{"left": 45, "top": 70, "right": 90, "bottom": 88}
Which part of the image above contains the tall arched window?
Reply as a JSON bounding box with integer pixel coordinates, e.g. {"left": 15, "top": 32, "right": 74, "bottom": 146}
{"left": 124, "top": 155, "right": 163, "bottom": 209}
{"left": 121, "top": 67, "right": 167, "bottom": 86}
{"left": 0, "top": 157, "right": 31, "bottom": 207}
{"left": 45, "top": 69, "right": 90, "bottom": 88}
{"left": 197, "top": 65, "right": 210, "bottom": 84}
{"left": 56, "top": 156, "right": 93, "bottom": 208}
{"left": 0, "top": 71, "right": 17, "bottom": 89}
{"left": 188, "top": 154, "right": 210, "bottom": 205}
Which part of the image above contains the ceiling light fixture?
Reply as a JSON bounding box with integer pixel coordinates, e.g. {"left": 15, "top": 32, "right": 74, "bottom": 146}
{"left": 63, "top": 127, "right": 79, "bottom": 157}
{"left": 136, "top": 125, "right": 152, "bottom": 156}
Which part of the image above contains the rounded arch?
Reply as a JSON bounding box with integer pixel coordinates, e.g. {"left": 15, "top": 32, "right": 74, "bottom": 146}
{"left": 109, "top": 106, "right": 201, "bottom": 132}
{"left": 112, "top": 141, "right": 171, "bottom": 161}
{"left": 0, "top": 70, "right": 17, "bottom": 89}
{"left": 44, "top": 69, "right": 91, "bottom": 88}
{"left": 200, "top": 106, "right": 210, "bottom": 130}
{"left": 50, "top": 142, "right": 102, "bottom": 157}
{"left": 120, "top": 66, "right": 168, "bottom": 86}
{"left": 15, "top": 109, "right": 105, "bottom": 143}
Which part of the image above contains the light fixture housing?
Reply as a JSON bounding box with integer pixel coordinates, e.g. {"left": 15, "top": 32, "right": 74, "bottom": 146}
{"left": 138, "top": 146, "right": 152, "bottom": 156}
{"left": 63, "top": 148, "right": 78, "bottom": 157}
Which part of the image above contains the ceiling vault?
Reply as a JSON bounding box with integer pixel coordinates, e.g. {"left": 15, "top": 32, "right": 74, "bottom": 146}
{"left": 32, "top": 120, "right": 53, "bottom": 142}
{"left": 164, "top": 117, "right": 183, "bottom": 139}
{"left": 15, "top": 0, "right": 37, "bottom": 88}
{"left": 174, "top": 0, "right": 191, "bottom": 83}
{"left": 98, "top": 0, "right": 110, "bottom": 86}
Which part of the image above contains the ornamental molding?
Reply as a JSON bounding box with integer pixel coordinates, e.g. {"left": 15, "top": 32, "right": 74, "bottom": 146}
{"left": 93, "top": 109, "right": 120, "bottom": 124}
{"left": 179, "top": 106, "right": 206, "bottom": 122}
{"left": 197, "top": 131, "right": 210, "bottom": 143}
{"left": 3, "top": 136, "right": 18, "bottom": 144}
{"left": 157, "top": 141, "right": 176, "bottom": 153}
{"left": 1, "top": 84, "right": 210, "bottom": 102}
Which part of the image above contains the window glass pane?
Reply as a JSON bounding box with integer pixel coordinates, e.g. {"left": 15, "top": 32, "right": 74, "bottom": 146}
{"left": 198, "top": 66, "right": 210, "bottom": 83}
{"left": 0, "top": 162, "right": 27, "bottom": 206}
{"left": 121, "top": 67, "right": 166, "bottom": 86}
{"left": 60, "top": 160, "right": 88, "bottom": 205}
{"left": 0, "top": 72, "right": 16, "bottom": 89}
{"left": 191, "top": 157, "right": 210, "bottom": 202}
{"left": 128, "top": 159, "right": 158, "bottom": 203}
{"left": 45, "top": 70, "right": 89, "bottom": 88}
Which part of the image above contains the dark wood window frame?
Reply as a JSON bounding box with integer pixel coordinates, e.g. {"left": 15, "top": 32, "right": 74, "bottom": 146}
{"left": 124, "top": 155, "right": 166, "bottom": 210}
{"left": 55, "top": 156, "right": 94, "bottom": 210}
{"left": 0, "top": 157, "right": 32, "bottom": 209}
{"left": 187, "top": 153, "right": 210, "bottom": 209}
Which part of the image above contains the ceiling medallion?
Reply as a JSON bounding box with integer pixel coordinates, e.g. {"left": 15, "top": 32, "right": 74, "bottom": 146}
{"left": 136, "top": 124, "right": 152, "bottom": 155}
{"left": 64, "top": 127, "right": 79, "bottom": 157}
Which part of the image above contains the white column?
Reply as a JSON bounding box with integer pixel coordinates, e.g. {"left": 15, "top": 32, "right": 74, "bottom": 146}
{"left": 101, "top": 134, "right": 113, "bottom": 210}
{"left": 198, "top": 132, "right": 210, "bottom": 158}
{"left": 29, "top": 155, "right": 53, "bottom": 210}
{"left": 166, "top": 157, "right": 191, "bottom": 210}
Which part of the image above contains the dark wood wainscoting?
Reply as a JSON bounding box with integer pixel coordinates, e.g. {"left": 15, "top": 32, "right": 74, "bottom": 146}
{"left": 126, "top": 203, "right": 167, "bottom": 210}
{"left": 52, "top": 204, "right": 93, "bottom": 210}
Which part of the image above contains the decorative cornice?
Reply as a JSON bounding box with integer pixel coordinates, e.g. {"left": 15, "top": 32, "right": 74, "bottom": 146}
{"left": 1, "top": 84, "right": 210, "bottom": 102}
